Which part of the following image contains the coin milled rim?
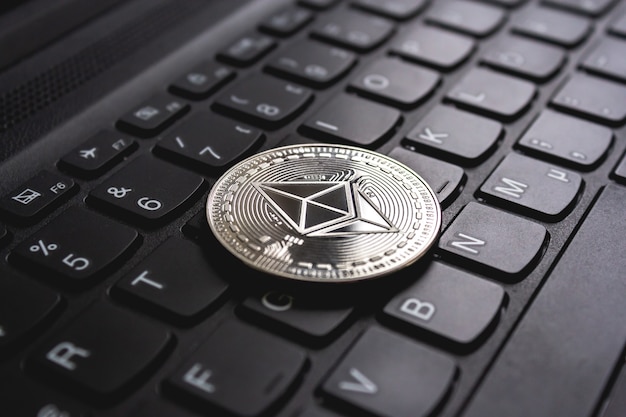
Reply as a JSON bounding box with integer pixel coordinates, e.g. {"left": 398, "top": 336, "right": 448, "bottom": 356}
{"left": 206, "top": 144, "right": 442, "bottom": 283}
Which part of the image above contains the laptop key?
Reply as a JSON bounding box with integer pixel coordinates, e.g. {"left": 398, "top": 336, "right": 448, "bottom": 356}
{"left": 388, "top": 147, "right": 465, "bottom": 207}
{"left": 542, "top": 0, "right": 617, "bottom": 17}
{"left": 0, "top": 272, "right": 61, "bottom": 352}
{"left": 349, "top": 58, "right": 440, "bottom": 108}
{"left": 169, "top": 61, "right": 235, "bottom": 100}
{"left": 321, "top": 327, "right": 456, "bottom": 417}
{"left": 265, "top": 40, "right": 357, "bottom": 88}
{"left": 29, "top": 303, "right": 171, "bottom": 400}
{"left": 513, "top": 6, "right": 591, "bottom": 47}
{"left": 301, "top": 94, "right": 400, "bottom": 146}
{"left": 425, "top": 0, "right": 505, "bottom": 37}
{"left": 59, "top": 131, "right": 136, "bottom": 178}
{"left": 482, "top": 36, "right": 566, "bottom": 82}
{"left": 384, "top": 262, "right": 504, "bottom": 346}
{"left": 351, "top": 0, "right": 428, "bottom": 20}
{"left": 311, "top": 10, "right": 395, "bottom": 52}
{"left": 446, "top": 68, "right": 536, "bottom": 121}
{"left": 117, "top": 94, "right": 189, "bottom": 138}
{"left": 551, "top": 73, "right": 626, "bottom": 125}
{"left": 11, "top": 207, "right": 138, "bottom": 283}
{"left": 0, "top": 376, "right": 88, "bottom": 417}
{"left": 0, "top": 170, "right": 76, "bottom": 223}
{"left": 114, "top": 237, "right": 228, "bottom": 322}
{"left": 89, "top": 156, "right": 205, "bottom": 224}
{"left": 390, "top": 26, "right": 475, "bottom": 71}
{"left": 462, "top": 184, "right": 626, "bottom": 417}
{"left": 260, "top": 7, "right": 313, "bottom": 37}
{"left": 480, "top": 153, "right": 582, "bottom": 220}
{"left": 517, "top": 109, "right": 613, "bottom": 169}
{"left": 214, "top": 74, "right": 313, "bottom": 128}
{"left": 166, "top": 320, "right": 306, "bottom": 416}
{"left": 581, "top": 38, "right": 626, "bottom": 83}
{"left": 240, "top": 289, "right": 353, "bottom": 341}
{"left": 155, "top": 111, "right": 263, "bottom": 170}
{"left": 439, "top": 202, "right": 547, "bottom": 278}
{"left": 404, "top": 105, "right": 502, "bottom": 164}
{"left": 217, "top": 33, "right": 276, "bottom": 67}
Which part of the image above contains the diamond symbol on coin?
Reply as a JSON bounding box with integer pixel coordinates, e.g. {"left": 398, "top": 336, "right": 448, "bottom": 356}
{"left": 254, "top": 181, "right": 397, "bottom": 237}
{"left": 206, "top": 144, "right": 441, "bottom": 283}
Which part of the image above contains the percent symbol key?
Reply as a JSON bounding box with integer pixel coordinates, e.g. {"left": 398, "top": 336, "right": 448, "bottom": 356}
{"left": 11, "top": 207, "right": 138, "bottom": 285}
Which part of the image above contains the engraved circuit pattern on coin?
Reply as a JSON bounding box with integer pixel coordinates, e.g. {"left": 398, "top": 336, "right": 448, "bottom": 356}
{"left": 207, "top": 144, "right": 441, "bottom": 282}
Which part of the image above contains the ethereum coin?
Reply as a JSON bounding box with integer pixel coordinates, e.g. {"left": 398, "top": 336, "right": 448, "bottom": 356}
{"left": 206, "top": 144, "right": 441, "bottom": 282}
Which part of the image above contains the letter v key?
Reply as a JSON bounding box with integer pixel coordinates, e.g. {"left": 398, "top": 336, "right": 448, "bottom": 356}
{"left": 339, "top": 368, "right": 378, "bottom": 394}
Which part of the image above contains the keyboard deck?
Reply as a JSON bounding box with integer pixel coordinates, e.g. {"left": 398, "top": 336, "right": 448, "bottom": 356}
{"left": 1, "top": 0, "right": 626, "bottom": 416}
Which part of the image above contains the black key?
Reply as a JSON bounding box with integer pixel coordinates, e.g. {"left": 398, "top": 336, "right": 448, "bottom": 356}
{"left": 446, "top": 68, "right": 536, "bottom": 120}
{"left": 609, "top": 12, "right": 626, "bottom": 37}
{"left": 390, "top": 26, "right": 475, "bottom": 71}
{"left": 299, "top": 0, "right": 339, "bottom": 9}
{"left": 29, "top": 303, "right": 171, "bottom": 399}
{"left": 0, "top": 272, "right": 61, "bottom": 352}
{"left": 581, "top": 38, "right": 626, "bottom": 83}
{"left": 114, "top": 237, "right": 228, "bottom": 322}
{"left": 166, "top": 320, "right": 306, "bottom": 416}
{"left": 439, "top": 202, "right": 547, "bottom": 278}
{"left": 482, "top": 36, "right": 566, "bottom": 82}
{"left": 513, "top": 6, "right": 591, "bottom": 47}
{"left": 217, "top": 33, "right": 276, "bottom": 67}
{"left": 425, "top": 0, "right": 505, "bottom": 37}
{"left": 11, "top": 207, "right": 138, "bottom": 283}
{"left": 543, "top": 0, "right": 617, "bottom": 16}
{"left": 301, "top": 94, "right": 400, "bottom": 146}
{"left": 462, "top": 184, "right": 626, "bottom": 417}
{"left": 321, "top": 327, "right": 456, "bottom": 417}
{"left": 388, "top": 147, "right": 465, "bottom": 207}
{"left": 240, "top": 289, "right": 353, "bottom": 341}
{"left": 517, "top": 109, "right": 613, "bottom": 169}
{"left": 405, "top": 105, "right": 502, "bottom": 164}
{"left": 59, "top": 131, "right": 136, "bottom": 178}
{"left": 260, "top": 7, "right": 313, "bottom": 37}
{"left": 311, "top": 10, "right": 395, "bottom": 52}
{"left": 551, "top": 73, "right": 626, "bottom": 125}
{"left": 349, "top": 58, "right": 440, "bottom": 108}
{"left": 480, "top": 153, "right": 582, "bottom": 220}
{"left": 352, "top": 0, "right": 428, "bottom": 20}
{"left": 0, "top": 376, "right": 88, "bottom": 417}
{"left": 0, "top": 170, "right": 76, "bottom": 223}
{"left": 89, "top": 157, "right": 205, "bottom": 224}
{"left": 117, "top": 94, "right": 189, "bottom": 138}
{"left": 214, "top": 74, "right": 313, "bottom": 128}
{"left": 265, "top": 40, "right": 357, "bottom": 88}
{"left": 384, "top": 262, "right": 504, "bottom": 345}
{"left": 614, "top": 153, "right": 626, "bottom": 183}
{"left": 155, "top": 112, "right": 263, "bottom": 170}
{"left": 169, "top": 61, "right": 235, "bottom": 100}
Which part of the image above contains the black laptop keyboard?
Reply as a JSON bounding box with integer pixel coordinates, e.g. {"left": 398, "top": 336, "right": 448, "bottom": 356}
{"left": 1, "top": 0, "right": 626, "bottom": 416}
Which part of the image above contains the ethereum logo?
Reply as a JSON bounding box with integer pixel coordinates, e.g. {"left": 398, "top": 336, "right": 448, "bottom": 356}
{"left": 254, "top": 180, "right": 398, "bottom": 237}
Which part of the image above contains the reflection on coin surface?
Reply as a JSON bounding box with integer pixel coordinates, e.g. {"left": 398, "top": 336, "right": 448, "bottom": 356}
{"left": 206, "top": 144, "right": 441, "bottom": 283}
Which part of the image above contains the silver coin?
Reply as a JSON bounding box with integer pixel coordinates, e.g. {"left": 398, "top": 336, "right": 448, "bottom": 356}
{"left": 206, "top": 144, "right": 441, "bottom": 283}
